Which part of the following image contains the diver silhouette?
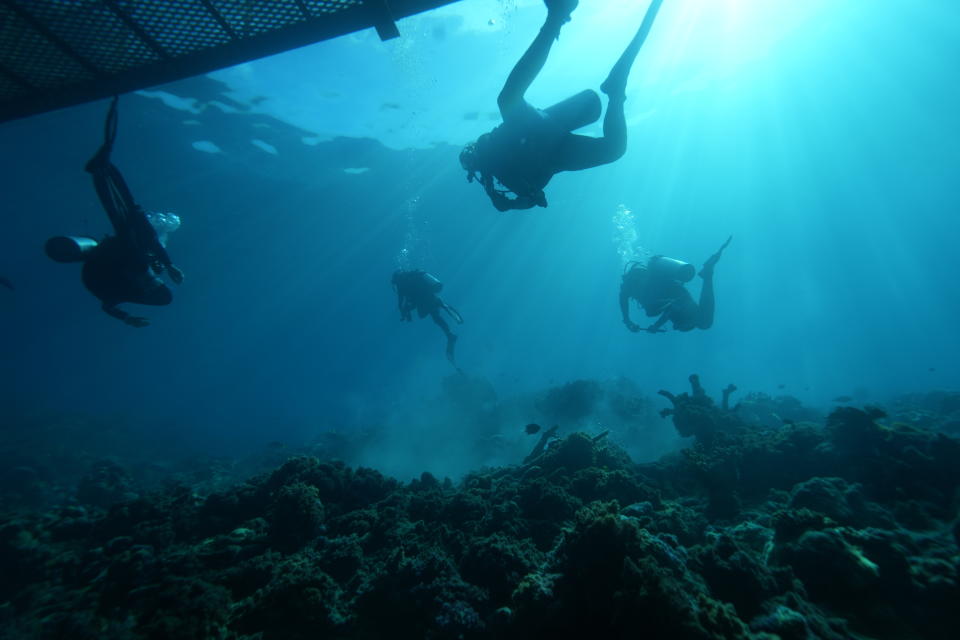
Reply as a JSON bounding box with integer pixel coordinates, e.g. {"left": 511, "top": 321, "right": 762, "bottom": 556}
{"left": 44, "top": 97, "right": 183, "bottom": 327}
{"left": 459, "top": 0, "right": 664, "bottom": 211}
{"left": 620, "top": 237, "right": 732, "bottom": 334}
{"left": 392, "top": 269, "right": 463, "bottom": 366}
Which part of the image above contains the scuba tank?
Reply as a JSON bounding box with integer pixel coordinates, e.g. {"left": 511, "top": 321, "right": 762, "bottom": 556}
{"left": 648, "top": 255, "right": 695, "bottom": 283}
{"left": 44, "top": 236, "right": 99, "bottom": 263}
{"left": 543, "top": 89, "right": 602, "bottom": 132}
{"left": 422, "top": 272, "right": 443, "bottom": 293}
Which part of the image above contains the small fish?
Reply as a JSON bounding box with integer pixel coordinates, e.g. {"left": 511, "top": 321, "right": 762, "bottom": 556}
{"left": 0, "top": 276, "right": 12, "bottom": 290}
{"left": 777, "top": 384, "right": 786, "bottom": 390}
{"left": 525, "top": 423, "right": 541, "bottom": 435}
{"left": 833, "top": 395, "right": 854, "bottom": 403}
{"left": 928, "top": 367, "right": 936, "bottom": 372}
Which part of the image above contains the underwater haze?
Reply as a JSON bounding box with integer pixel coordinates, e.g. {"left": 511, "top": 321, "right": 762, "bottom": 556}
{"left": 2, "top": 1, "right": 960, "bottom": 638}
{"left": 3, "top": 0, "right": 958, "bottom": 473}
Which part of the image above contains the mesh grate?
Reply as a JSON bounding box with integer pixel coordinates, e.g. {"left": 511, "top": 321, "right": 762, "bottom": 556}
{"left": 0, "top": 72, "right": 28, "bottom": 101}
{"left": 306, "top": 0, "right": 365, "bottom": 16}
{"left": 211, "top": 0, "right": 304, "bottom": 38}
{"left": 24, "top": 0, "right": 160, "bottom": 75}
{"left": 1, "top": 0, "right": 463, "bottom": 123}
{"left": 0, "top": 4, "right": 96, "bottom": 90}
{"left": 124, "top": 0, "right": 233, "bottom": 58}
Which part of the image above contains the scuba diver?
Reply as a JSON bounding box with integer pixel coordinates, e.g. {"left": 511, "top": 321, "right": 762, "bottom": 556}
{"left": 620, "top": 237, "right": 732, "bottom": 334}
{"left": 392, "top": 269, "right": 463, "bottom": 365}
{"left": 44, "top": 97, "right": 183, "bottom": 327}
{"left": 459, "top": 0, "right": 664, "bottom": 211}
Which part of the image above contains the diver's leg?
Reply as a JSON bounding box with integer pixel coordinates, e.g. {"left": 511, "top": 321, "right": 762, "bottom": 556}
{"left": 431, "top": 310, "right": 458, "bottom": 363}
{"left": 446, "top": 333, "right": 458, "bottom": 364}
{"left": 695, "top": 237, "right": 731, "bottom": 330}
{"left": 696, "top": 274, "right": 715, "bottom": 330}
{"left": 600, "top": 0, "right": 663, "bottom": 99}
{"left": 600, "top": 93, "right": 628, "bottom": 161}
{"left": 699, "top": 236, "right": 732, "bottom": 278}
{"left": 431, "top": 310, "right": 454, "bottom": 341}
{"left": 498, "top": 1, "right": 578, "bottom": 118}
{"left": 89, "top": 165, "right": 133, "bottom": 238}
{"left": 552, "top": 98, "right": 627, "bottom": 172}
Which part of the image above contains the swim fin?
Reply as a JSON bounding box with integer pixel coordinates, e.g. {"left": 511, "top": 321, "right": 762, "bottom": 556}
{"left": 700, "top": 236, "right": 732, "bottom": 278}
{"left": 446, "top": 334, "right": 458, "bottom": 364}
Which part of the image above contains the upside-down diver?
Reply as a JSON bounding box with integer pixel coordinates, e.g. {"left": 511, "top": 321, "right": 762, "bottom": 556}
{"left": 44, "top": 97, "right": 183, "bottom": 327}
{"left": 460, "top": 0, "right": 665, "bottom": 211}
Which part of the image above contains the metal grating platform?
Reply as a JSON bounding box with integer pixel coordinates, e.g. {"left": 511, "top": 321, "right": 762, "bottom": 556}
{"left": 0, "top": 0, "right": 463, "bottom": 123}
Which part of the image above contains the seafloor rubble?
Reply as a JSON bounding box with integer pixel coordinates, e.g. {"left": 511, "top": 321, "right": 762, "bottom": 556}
{"left": 1, "top": 377, "right": 959, "bottom": 639}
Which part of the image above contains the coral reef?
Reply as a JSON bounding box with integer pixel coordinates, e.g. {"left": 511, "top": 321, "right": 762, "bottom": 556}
{"left": 1, "top": 378, "right": 959, "bottom": 639}
{"left": 658, "top": 374, "right": 741, "bottom": 444}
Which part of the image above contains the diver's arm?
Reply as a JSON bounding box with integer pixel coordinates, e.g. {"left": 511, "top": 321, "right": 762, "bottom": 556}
{"left": 166, "top": 263, "right": 184, "bottom": 285}
{"left": 647, "top": 310, "right": 670, "bottom": 333}
{"left": 482, "top": 175, "right": 545, "bottom": 211}
{"left": 128, "top": 205, "right": 183, "bottom": 280}
{"left": 101, "top": 302, "right": 149, "bottom": 327}
{"left": 149, "top": 244, "right": 183, "bottom": 284}
{"left": 513, "top": 191, "right": 547, "bottom": 210}
{"left": 152, "top": 260, "right": 184, "bottom": 285}
{"left": 619, "top": 285, "right": 639, "bottom": 332}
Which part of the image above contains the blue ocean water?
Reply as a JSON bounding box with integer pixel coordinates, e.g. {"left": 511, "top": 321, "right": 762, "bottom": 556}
{"left": 1, "top": 0, "right": 958, "bottom": 480}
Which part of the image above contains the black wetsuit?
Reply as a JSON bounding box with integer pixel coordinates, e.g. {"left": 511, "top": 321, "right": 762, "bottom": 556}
{"left": 81, "top": 237, "right": 171, "bottom": 311}
{"left": 473, "top": 105, "right": 569, "bottom": 209}
{"left": 620, "top": 264, "right": 711, "bottom": 333}
{"left": 81, "top": 98, "right": 179, "bottom": 325}
{"left": 393, "top": 270, "right": 462, "bottom": 364}
{"left": 464, "top": 0, "right": 663, "bottom": 211}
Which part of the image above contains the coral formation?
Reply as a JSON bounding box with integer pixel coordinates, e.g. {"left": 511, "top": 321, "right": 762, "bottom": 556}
{"left": 1, "top": 378, "right": 959, "bottom": 639}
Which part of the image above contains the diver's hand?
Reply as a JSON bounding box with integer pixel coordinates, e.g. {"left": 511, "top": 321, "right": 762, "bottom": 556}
{"left": 125, "top": 316, "right": 150, "bottom": 328}
{"left": 624, "top": 319, "right": 640, "bottom": 333}
{"left": 167, "top": 264, "right": 184, "bottom": 285}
